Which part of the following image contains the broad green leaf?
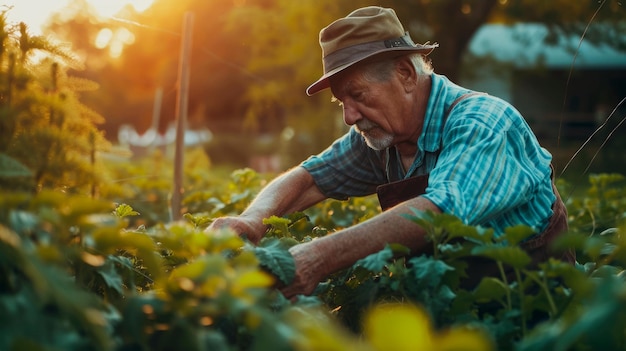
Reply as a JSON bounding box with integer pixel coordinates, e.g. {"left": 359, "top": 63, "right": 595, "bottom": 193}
{"left": 247, "top": 313, "right": 297, "bottom": 351}
{"left": 549, "top": 232, "right": 590, "bottom": 252}
{"left": 438, "top": 285, "right": 457, "bottom": 303}
{"left": 92, "top": 228, "right": 163, "bottom": 280}
{"left": 252, "top": 238, "right": 295, "bottom": 285}
{"left": 473, "top": 277, "right": 508, "bottom": 304}
{"left": 402, "top": 209, "right": 494, "bottom": 245}
{"left": 449, "top": 289, "right": 476, "bottom": 315}
{"left": 229, "top": 269, "right": 275, "bottom": 302}
{"left": 519, "top": 276, "right": 625, "bottom": 351}
{"left": 388, "top": 243, "right": 411, "bottom": 255}
{"left": 183, "top": 213, "right": 212, "bottom": 228}
{"left": 499, "top": 225, "right": 537, "bottom": 246}
{"left": 231, "top": 270, "right": 274, "bottom": 295}
{"left": 108, "top": 255, "right": 136, "bottom": 290}
{"left": 407, "top": 255, "right": 455, "bottom": 288}
{"left": 600, "top": 242, "right": 618, "bottom": 256}
{"left": 445, "top": 223, "right": 494, "bottom": 244}
{"left": 230, "top": 249, "right": 261, "bottom": 268}
{"left": 533, "top": 259, "right": 590, "bottom": 294}
{"left": 589, "top": 264, "right": 623, "bottom": 279}
{"left": 206, "top": 227, "right": 246, "bottom": 253}
{"left": 0, "top": 227, "right": 114, "bottom": 349}
{"left": 355, "top": 245, "right": 394, "bottom": 272}
{"left": 471, "top": 246, "right": 531, "bottom": 269}
{"left": 263, "top": 215, "right": 291, "bottom": 237}
{"left": 113, "top": 203, "right": 140, "bottom": 218}
{"left": 285, "top": 211, "right": 309, "bottom": 226}
{"left": 582, "top": 236, "right": 609, "bottom": 261}
{"left": 401, "top": 208, "right": 435, "bottom": 229}
{"left": 439, "top": 242, "right": 472, "bottom": 258}
{"left": 431, "top": 212, "right": 465, "bottom": 226}
{"left": 171, "top": 255, "right": 226, "bottom": 281}
{"left": 95, "top": 259, "right": 125, "bottom": 295}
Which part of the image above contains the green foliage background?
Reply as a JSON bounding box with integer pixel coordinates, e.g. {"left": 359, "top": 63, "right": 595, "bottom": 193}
{"left": 2, "top": 3, "right": 626, "bottom": 351}
{"left": 41, "top": 0, "right": 626, "bottom": 169}
{"left": 3, "top": 142, "right": 626, "bottom": 350}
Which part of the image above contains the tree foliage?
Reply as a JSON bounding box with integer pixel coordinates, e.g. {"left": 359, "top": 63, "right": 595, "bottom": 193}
{"left": 39, "top": 0, "right": 625, "bottom": 168}
{"left": 0, "top": 10, "right": 110, "bottom": 193}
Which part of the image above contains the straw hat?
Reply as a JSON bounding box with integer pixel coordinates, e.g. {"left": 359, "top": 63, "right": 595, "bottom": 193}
{"left": 306, "top": 6, "right": 438, "bottom": 96}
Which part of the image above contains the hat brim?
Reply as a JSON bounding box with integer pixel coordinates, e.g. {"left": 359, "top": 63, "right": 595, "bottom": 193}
{"left": 306, "top": 44, "right": 437, "bottom": 96}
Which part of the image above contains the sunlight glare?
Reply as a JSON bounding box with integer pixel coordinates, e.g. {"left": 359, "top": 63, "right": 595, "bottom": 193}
{"left": 95, "top": 28, "right": 113, "bottom": 49}
{"left": 113, "top": 27, "right": 136, "bottom": 58}
{"left": 97, "top": 27, "right": 135, "bottom": 58}
{"left": 4, "top": 0, "right": 154, "bottom": 35}
{"left": 86, "top": 0, "right": 155, "bottom": 18}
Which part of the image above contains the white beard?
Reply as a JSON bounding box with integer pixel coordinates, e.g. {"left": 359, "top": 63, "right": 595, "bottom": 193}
{"left": 362, "top": 132, "right": 394, "bottom": 150}
{"left": 356, "top": 119, "right": 394, "bottom": 150}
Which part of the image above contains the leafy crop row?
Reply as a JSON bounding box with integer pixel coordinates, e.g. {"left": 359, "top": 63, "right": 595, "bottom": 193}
{"left": 2, "top": 148, "right": 626, "bottom": 350}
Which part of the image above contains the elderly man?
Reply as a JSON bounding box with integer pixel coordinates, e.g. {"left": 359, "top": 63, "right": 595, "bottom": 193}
{"left": 208, "top": 6, "right": 574, "bottom": 297}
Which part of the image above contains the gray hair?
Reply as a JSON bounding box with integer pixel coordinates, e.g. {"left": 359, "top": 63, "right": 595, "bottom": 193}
{"left": 361, "top": 53, "right": 433, "bottom": 83}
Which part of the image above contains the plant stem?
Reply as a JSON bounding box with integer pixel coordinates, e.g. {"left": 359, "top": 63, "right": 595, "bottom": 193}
{"left": 524, "top": 269, "right": 558, "bottom": 317}
{"left": 542, "top": 275, "right": 558, "bottom": 316}
{"left": 515, "top": 268, "right": 527, "bottom": 336}
{"left": 497, "top": 261, "right": 512, "bottom": 310}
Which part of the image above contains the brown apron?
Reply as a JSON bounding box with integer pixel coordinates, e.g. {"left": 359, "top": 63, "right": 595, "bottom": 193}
{"left": 376, "top": 171, "right": 576, "bottom": 288}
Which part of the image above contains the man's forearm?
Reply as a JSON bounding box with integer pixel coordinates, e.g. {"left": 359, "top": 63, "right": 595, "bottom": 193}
{"left": 240, "top": 166, "right": 326, "bottom": 224}
{"left": 208, "top": 166, "right": 326, "bottom": 244}
{"left": 303, "top": 196, "right": 440, "bottom": 277}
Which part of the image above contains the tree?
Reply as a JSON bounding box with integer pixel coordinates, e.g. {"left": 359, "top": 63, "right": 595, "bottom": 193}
{"left": 225, "top": 0, "right": 625, "bottom": 161}
{"left": 225, "top": 0, "right": 347, "bottom": 163}
{"left": 40, "top": 0, "right": 625, "bottom": 168}
{"left": 0, "top": 10, "right": 109, "bottom": 193}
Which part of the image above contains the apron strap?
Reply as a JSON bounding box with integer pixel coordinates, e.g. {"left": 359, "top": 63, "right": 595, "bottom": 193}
{"left": 377, "top": 92, "right": 487, "bottom": 210}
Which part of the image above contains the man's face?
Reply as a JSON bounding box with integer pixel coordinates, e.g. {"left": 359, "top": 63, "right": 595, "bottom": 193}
{"left": 329, "top": 66, "right": 404, "bottom": 151}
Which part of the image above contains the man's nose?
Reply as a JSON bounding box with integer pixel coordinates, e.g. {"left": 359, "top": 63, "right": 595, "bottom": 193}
{"left": 342, "top": 104, "right": 360, "bottom": 126}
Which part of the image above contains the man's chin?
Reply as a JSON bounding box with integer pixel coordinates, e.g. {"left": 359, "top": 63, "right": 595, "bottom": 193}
{"left": 363, "top": 136, "right": 393, "bottom": 151}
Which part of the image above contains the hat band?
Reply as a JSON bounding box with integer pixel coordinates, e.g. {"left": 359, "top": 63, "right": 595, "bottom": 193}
{"left": 322, "top": 33, "right": 416, "bottom": 74}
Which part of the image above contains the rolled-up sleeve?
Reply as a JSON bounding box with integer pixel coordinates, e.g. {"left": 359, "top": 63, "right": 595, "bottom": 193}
{"left": 300, "top": 128, "right": 387, "bottom": 199}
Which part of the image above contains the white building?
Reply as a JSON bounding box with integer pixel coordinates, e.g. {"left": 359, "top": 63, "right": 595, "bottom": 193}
{"left": 461, "top": 23, "right": 626, "bottom": 146}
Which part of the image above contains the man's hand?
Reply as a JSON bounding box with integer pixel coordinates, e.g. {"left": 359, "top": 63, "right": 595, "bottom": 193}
{"left": 277, "top": 196, "right": 438, "bottom": 299}
{"left": 206, "top": 216, "right": 266, "bottom": 244}
{"left": 204, "top": 166, "right": 326, "bottom": 246}
{"left": 279, "top": 242, "right": 330, "bottom": 299}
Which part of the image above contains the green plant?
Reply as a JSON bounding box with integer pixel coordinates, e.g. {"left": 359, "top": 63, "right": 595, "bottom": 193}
{"left": 252, "top": 175, "right": 626, "bottom": 350}
{"left": 0, "top": 13, "right": 110, "bottom": 194}
{"left": 4, "top": 156, "right": 626, "bottom": 351}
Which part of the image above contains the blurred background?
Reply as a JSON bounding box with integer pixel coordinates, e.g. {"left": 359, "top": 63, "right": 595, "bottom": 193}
{"left": 5, "top": 0, "right": 626, "bottom": 180}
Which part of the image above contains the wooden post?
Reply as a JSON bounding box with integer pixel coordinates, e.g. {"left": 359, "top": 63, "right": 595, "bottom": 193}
{"left": 149, "top": 87, "right": 163, "bottom": 150}
{"left": 170, "top": 12, "right": 194, "bottom": 221}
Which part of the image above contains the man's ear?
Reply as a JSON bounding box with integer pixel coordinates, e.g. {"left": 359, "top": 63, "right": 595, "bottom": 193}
{"left": 395, "top": 57, "right": 418, "bottom": 92}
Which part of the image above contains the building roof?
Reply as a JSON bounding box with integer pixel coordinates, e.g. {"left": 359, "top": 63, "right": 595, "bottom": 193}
{"left": 468, "top": 23, "right": 626, "bottom": 68}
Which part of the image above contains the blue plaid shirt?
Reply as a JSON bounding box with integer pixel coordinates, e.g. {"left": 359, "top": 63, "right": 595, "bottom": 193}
{"left": 300, "top": 74, "right": 555, "bottom": 236}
